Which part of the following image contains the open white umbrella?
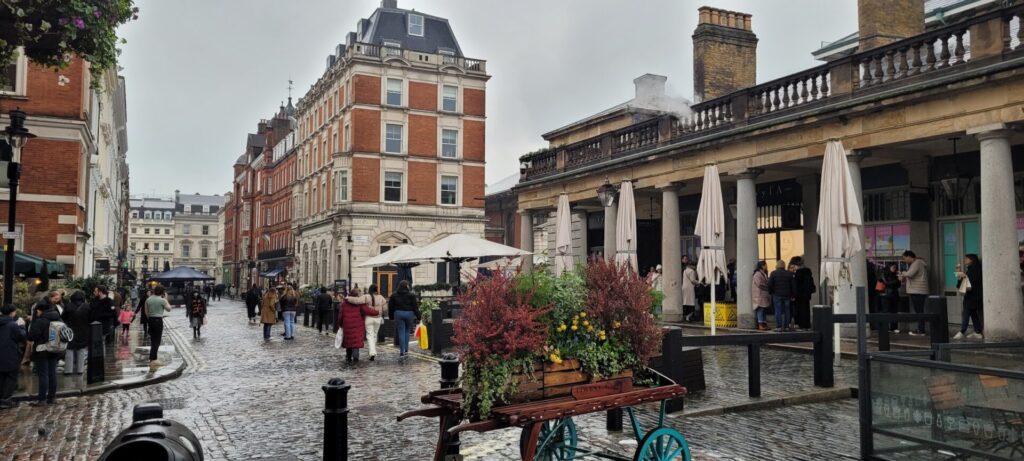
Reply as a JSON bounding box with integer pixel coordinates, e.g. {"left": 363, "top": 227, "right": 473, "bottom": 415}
{"left": 554, "top": 194, "right": 573, "bottom": 276}
{"left": 696, "top": 164, "right": 728, "bottom": 335}
{"left": 615, "top": 180, "right": 638, "bottom": 272}
{"left": 817, "top": 139, "right": 864, "bottom": 357}
{"left": 356, "top": 244, "right": 421, "bottom": 268}
{"left": 393, "top": 233, "right": 531, "bottom": 287}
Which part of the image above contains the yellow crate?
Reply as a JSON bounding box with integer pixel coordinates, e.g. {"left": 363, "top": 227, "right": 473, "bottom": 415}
{"left": 703, "top": 302, "right": 738, "bottom": 328}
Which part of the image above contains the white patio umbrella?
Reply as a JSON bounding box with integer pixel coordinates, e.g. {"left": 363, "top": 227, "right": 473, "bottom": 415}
{"left": 554, "top": 194, "right": 573, "bottom": 276}
{"left": 696, "top": 164, "right": 728, "bottom": 335}
{"left": 392, "top": 233, "right": 531, "bottom": 287}
{"left": 356, "top": 244, "right": 421, "bottom": 268}
{"left": 817, "top": 139, "right": 864, "bottom": 357}
{"left": 615, "top": 180, "right": 638, "bottom": 272}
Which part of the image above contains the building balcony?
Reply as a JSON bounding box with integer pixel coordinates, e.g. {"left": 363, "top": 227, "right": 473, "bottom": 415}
{"left": 347, "top": 42, "right": 487, "bottom": 75}
{"left": 519, "top": 5, "right": 1024, "bottom": 183}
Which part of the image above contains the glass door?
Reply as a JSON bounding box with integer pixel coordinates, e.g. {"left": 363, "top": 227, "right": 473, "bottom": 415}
{"left": 940, "top": 220, "right": 979, "bottom": 293}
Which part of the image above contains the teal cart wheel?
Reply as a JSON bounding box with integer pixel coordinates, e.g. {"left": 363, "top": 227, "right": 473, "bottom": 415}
{"left": 633, "top": 427, "right": 691, "bottom": 461}
{"left": 520, "top": 418, "right": 578, "bottom": 461}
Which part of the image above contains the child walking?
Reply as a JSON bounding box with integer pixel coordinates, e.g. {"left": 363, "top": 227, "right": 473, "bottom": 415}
{"left": 117, "top": 304, "right": 134, "bottom": 340}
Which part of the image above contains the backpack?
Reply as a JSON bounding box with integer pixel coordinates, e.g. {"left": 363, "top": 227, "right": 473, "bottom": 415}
{"left": 44, "top": 319, "right": 73, "bottom": 353}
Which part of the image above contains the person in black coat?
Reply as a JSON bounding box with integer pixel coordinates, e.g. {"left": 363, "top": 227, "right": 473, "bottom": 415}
{"left": 767, "top": 260, "right": 796, "bottom": 331}
{"left": 315, "top": 287, "right": 334, "bottom": 335}
{"left": 244, "top": 287, "right": 261, "bottom": 324}
{"left": 790, "top": 256, "right": 816, "bottom": 330}
{"left": 25, "top": 304, "right": 62, "bottom": 405}
{"left": 878, "top": 263, "right": 902, "bottom": 332}
{"left": 89, "top": 285, "right": 115, "bottom": 343}
{"left": 0, "top": 304, "right": 26, "bottom": 408}
{"left": 134, "top": 289, "right": 151, "bottom": 337}
{"left": 61, "top": 291, "right": 90, "bottom": 374}
{"left": 387, "top": 281, "right": 419, "bottom": 357}
{"left": 955, "top": 254, "right": 983, "bottom": 339}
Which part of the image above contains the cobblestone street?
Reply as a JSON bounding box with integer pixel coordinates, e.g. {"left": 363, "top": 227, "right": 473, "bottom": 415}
{"left": 0, "top": 299, "right": 861, "bottom": 460}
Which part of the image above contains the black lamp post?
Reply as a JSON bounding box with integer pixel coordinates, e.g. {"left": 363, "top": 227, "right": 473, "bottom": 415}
{"left": 346, "top": 234, "right": 353, "bottom": 290}
{"left": 2, "top": 108, "right": 35, "bottom": 305}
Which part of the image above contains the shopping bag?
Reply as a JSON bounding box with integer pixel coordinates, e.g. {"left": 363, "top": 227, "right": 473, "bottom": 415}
{"left": 414, "top": 325, "right": 422, "bottom": 338}
{"left": 418, "top": 324, "right": 429, "bottom": 350}
{"left": 958, "top": 276, "right": 971, "bottom": 294}
{"left": 874, "top": 280, "right": 886, "bottom": 293}
{"left": 334, "top": 328, "right": 344, "bottom": 349}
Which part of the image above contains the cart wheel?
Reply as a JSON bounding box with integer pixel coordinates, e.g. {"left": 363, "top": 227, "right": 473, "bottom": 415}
{"left": 633, "top": 427, "right": 691, "bottom": 461}
{"left": 520, "top": 418, "right": 578, "bottom": 461}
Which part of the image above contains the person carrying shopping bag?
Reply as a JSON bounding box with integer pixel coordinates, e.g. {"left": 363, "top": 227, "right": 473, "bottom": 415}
{"left": 387, "top": 281, "right": 419, "bottom": 358}
{"left": 337, "top": 287, "right": 379, "bottom": 364}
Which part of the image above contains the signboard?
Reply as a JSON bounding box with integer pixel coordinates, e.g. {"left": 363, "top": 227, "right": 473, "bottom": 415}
{"left": 334, "top": 279, "right": 348, "bottom": 295}
{"left": 352, "top": 235, "right": 369, "bottom": 244}
{"left": 1, "top": 230, "right": 20, "bottom": 240}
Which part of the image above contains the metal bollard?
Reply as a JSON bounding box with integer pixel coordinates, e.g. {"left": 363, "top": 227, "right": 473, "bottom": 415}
{"left": 87, "top": 321, "right": 105, "bottom": 384}
{"left": 812, "top": 305, "right": 834, "bottom": 388}
{"left": 926, "top": 296, "right": 949, "bottom": 345}
{"left": 304, "top": 305, "right": 311, "bottom": 327}
{"left": 438, "top": 353, "right": 461, "bottom": 459}
{"left": 323, "top": 378, "right": 350, "bottom": 461}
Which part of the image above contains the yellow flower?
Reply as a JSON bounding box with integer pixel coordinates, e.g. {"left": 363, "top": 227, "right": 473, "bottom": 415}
{"left": 583, "top": 320, "right": 590, "bottom": 327}
{"left": 586, "top": 325, "right": 594, "bottom": 332}
{"left": 549, "top": 353, "right": 562, "bottom": 364}
{"left": 613, "top": 320, "right": 621, "bottom": 329}
{"left": 579, "top": 312, "right": 587, "bottom": 318}
{"left": 571, "top": 325, "right": 578, "bottom": 331}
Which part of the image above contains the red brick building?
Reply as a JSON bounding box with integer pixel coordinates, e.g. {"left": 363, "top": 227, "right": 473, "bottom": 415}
{"left": 255, "top": 102, "right": 297, "bottom": 281}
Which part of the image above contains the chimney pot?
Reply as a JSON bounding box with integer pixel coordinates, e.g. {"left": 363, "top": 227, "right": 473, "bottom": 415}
{"left": 692, "top": 7, "right": 758, "bottom": 102}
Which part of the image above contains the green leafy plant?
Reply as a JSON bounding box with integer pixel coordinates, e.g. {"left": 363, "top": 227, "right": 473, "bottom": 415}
{"left": 419, "top": 297, "right": 439, "bottom": 325}
{"left": 460, "top": 357, "right": 535, "bottom": 419}
{"left": 0, "top": 0, "right": 138, "bottom": 88}
{"left": 12, "top": 281, "right": 37, "bottom": 319}
{"left": 64, "top": 274, "right": 115, "bottom": 295}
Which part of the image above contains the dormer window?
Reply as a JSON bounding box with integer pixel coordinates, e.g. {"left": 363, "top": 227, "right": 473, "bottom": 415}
{"left": 408, "top": 14, "right": 424, "bottom": 37}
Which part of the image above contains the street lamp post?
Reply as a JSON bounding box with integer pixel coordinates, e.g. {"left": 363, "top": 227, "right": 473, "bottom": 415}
{"left": 1, "top": 108, "right": 35, "bottom": 305}
{"left": 346, "top": 234, "right": 353, "bottom": 290}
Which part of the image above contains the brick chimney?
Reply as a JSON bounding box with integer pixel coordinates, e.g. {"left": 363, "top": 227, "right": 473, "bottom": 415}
{"left": 692, "top": 7, "right": 757, "bottom": 102}
{"left": 858, "top": 0, "right": 924, "bottom": 51}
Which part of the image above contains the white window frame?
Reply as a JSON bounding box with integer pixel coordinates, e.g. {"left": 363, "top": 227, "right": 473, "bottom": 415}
{"left": 182, "top": 243, "right": 191, "bottom": 257}
{"left": 441, "top": 128, "right": 459, "bottom": 159}
{"left": 144, "top": 211, "right": 152, "bottom": 219}
{"left": 386, "top": 78, "right": 403, "bottom": 106}
{"left": 384, "top": 123, "right": 403, "bottom": 154}
{"left": 183, "top": 224, "right": 191, "bottom": 235}
{"left": 131, "top": 211, "right": 138, "bottom": 219}
{"left": 0, "top": 48, "right": 27, "bottom": 96}
{"left": 335, "top": 170, "right": 350, "bottom": 202}
{"left": 408, "top": 14, "right": 424, "bottom": 37}
{"left": 383, "top": 171, "right": 404, "bottom": 203}
{"left": 440, "top": 175, "right": 459, "bottom": 206}
{"left": 442, "top": 85, "right": 458, "bottom": 112}
{"left": 202, "top": 225, "right": 209, "bottom": 235}
{"left": 344, "top": 123, "right": 351, "bottom": 151}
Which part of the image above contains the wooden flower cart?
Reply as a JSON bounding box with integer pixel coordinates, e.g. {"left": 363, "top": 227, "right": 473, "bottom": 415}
{"left": 398, "top": 366, "right": 691, "bottom": 461}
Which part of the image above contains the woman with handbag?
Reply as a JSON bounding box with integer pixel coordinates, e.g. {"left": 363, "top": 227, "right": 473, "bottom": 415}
{"left": 877, "top": 263, "right": 901, "bottom": 333}
{"left": 337, "top": 287, "right": 379, "bottom": 364}
{"left": 260, "top": 289, "right": 279, "bottom": 341}
{"left": 954, "top": 254, "right": 983, "bottom": 340}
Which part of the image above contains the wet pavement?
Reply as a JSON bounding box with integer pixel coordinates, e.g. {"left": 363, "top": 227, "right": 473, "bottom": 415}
{"left": 0, "top": 298, "right": 863, "bottom": 460}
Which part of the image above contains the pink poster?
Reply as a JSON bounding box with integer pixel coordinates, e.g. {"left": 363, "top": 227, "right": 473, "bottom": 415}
{"left": 875, "top": 225, "right": 893, "bottom": 257}
{"left": 892, "top": 224, "right": 910, "bottom": 254}
{"left": 864, "top": 226, "right": 876, "bottom": 257}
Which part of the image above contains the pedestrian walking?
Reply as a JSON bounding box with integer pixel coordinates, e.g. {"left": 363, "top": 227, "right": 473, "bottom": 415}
{"left": 130, "top": 285, "right": 139, "bottom": 307}
{"left": 187, "top": 292, "right": 207, "bottom": 340}
{"left": 134, "top": 289, "right": 150, "bottom": 337}
{"left": 364, "top": 285, "right": 386, "bottom": 361}
{"left": 899, "top": 250, "right": 930, "bottom": 336}
{"left": 0, "top": 304, "right": 26, "bottom": 409}
{"left": 791, "top": 256, "right": 816, "bottom": 330}
{"left": 279, "top": 286, "right": 299, "bottom": 340}
{"left": 145, "top": 286, "right": 172, "bottom": 371}
{"left": 768, "top": 260, "right": 795, "bottom": 332}
{"left": 877, "top": 263, "right": 902, "bottom": 333}
{"left": 338, "top": 288, "right": 379, "bottom": 363}
{"left": 245, "top": 287, "right": 261, "bottom": 324}
{"left": 61, "top": 291, "right": 89, "bottom": 375}
{"left": 387, "top": 281, "right": 419, "bottom": 358}
{"left": 315, "top": 287, "right": 334, "bottom": 335}
{"left": 24, "top": 302, "right": 63, "bottom": 405}
{"left": 89, "top": 285, "right": 115, "bottom": 344}
{"left": 117, "top": 303, "right": 134, "bottom": 340}
{"left": 260, "top": 289, "right": 279, "bottom": 341}
{"left": 752, "top": 261, "right": 771, "bottom": 330}
{"left": 954, "top": 254, "right": 983, "bottom": 340}
{"left": 682, "top": 262, "right": 698, "bottom": 322}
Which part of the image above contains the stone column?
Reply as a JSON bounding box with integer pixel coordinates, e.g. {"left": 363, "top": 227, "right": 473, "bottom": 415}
{"left": 660, "top": 184, "right": 683, "bottom": 322}
{"left": 520, "top": 210, "right": 534, "bottom": 273}
{"left": 797, "top": 175, "right": 821, "bottom": 291}
{"left": 603, "top": 201, "right": 618, "bottom": 261}
{"left": 835, "top": 151, "right": 869, "bottom": 336}
{"left": 736, "top": 170, "right": 761, "bottom": 329}
{"left": 573, "top": 210, "right": 589, "bottom": 265}
{"left": 970, "top": 125, "right": 1024, "bottom": 340}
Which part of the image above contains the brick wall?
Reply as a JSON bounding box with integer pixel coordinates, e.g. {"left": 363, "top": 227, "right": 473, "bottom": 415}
{"left": 352, "top": 74, "right": 380, "bottom": 105}
{"left": 462, "top": 165, "right": 485, "bottom": 208}
{"left": 5, "top": 58, "right": 87, "bottom": 120}
{"left": 352, "top": 157, "right": 380, "bottom": 202}
{"left": 692, "top": 9, "right": 757, "bottom": 102}
{"left": 408, "top": 161, "right": 437, "bottom": 206}
{"left": 858, "top": 0, "right": 924, "bottom": 51}
{"left": 351, "top": 108, "right": 380, "bottom": 153}
{"left": 0, "top": 201, "right": 78, "bottom": 265}
{"left": 463, "top": 120, "right": 485, "bottom": 161}
{"left": 408, "top": 114, "right": 436, "bottom": 157}
{"left": 464, "top": 88, "right": 485, "bottom": 116}
{"left": 18, "top": 139, "right": 82, "bottom": 196}
{"left": 409, "top": 81, "right": 437, "bottom": 111}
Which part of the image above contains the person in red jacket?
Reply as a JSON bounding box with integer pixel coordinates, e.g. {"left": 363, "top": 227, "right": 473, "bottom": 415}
{"left": 337, "top": 287, "right": 378, "bottom": 363}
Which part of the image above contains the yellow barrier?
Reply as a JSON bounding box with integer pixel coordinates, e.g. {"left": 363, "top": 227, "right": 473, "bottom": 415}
{"left": 703, "top": 302, "right": 737, "bottom": 328}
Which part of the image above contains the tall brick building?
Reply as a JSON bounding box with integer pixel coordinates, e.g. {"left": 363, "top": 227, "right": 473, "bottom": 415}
{"left": 1, "top": 51, "right": 129, "bottom": 278}
{"left": 223, "top": 132, "right": 266, "bottom": 291}
{"left": 289, "top": 0, "right": 489, "bottom": 292}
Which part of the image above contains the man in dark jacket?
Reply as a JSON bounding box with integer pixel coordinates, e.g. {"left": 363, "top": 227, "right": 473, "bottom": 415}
{"left": 768, "top": 260, "right": 796, "bottom": 332}
{"left": 89, "top": 285, "right": 115, "bottom": 343}
{"left": 790, "top": 256, "right": 816, "bottom": 330}
{"left": 315, "top": 287, "right": 334, "bottom": 335}
{"left": 61, "top": 291, "right": 90, "bottom": 374}
{"left": 244, "top": 287, "right": 261, "bottom": 324}
{"left": 25, "top": 304, "right": 62, "bottom": 405}
{"left": 0, "top": 304, "right": 26, "bottom": 409}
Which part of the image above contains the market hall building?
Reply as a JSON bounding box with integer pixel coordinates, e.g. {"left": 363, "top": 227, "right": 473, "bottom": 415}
{"left": 513, "top": 1, "right": 1024, "bottom": 340}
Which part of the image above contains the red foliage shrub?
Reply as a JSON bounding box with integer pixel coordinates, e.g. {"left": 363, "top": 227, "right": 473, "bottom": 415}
{"left": 584, "top": 259, "right": 661, "bottom": 363}
{"left": 454, "top": 271, "right": 549, "bottom": 363}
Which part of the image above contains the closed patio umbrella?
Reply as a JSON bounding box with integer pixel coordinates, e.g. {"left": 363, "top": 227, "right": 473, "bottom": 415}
{"left": 554, "top": 194, "right": 573, "bottom": 276}
{"left": 696, "top": 164, "right": 727, "bottom": 335}
{"left": 615, "top": 180, "right": 638, "bottom": 272}
{"left": 817, "top": 139, "right": 864, "bottom": 359}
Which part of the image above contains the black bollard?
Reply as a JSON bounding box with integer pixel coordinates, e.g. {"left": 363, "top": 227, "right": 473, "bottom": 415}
{"left": 438, "top": 353, "right": 461, "bottom": 458}
{"left": 323, "top": 378, "right": 350, "bottom": 461}
{"left": 87, "top": 321, "right": 105, "bottom": 384}
{"left": 926, "top": 296, "right": 949, "bottom": 345}
{"left": 812, "top": 305, "right": 834, "bottom": 388}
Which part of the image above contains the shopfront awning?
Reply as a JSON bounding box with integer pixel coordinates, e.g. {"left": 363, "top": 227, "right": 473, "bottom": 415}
{"left": 261, "top": 267, "right": 286, "bottom": 278}
{"left": 0, "top": 251, "right": 66, "bottom": 277}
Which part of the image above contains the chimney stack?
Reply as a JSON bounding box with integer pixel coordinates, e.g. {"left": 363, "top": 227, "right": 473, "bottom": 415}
{"left": 381, "top": 0, "right": 397, "bottom": 9}
{"left": 692, "top": 7, "right": 757, "bottom": 102}
{"left": 633, "top": 73, "right": 667, "bottom": 107}
{"left": 858, "top": 0, "right": 924, "bottom": 51}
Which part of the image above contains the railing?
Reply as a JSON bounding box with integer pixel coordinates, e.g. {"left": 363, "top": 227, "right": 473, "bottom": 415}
{"left": 348, "top": 42, "right": 487, "bottom": 73}
{"left": 520, "top": 3, "right": 1024, "bottom": 181}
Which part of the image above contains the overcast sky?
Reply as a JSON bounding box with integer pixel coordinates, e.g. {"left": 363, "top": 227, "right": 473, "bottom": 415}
{"left": 118, "top": 0, "right": 858, "bottom": 196}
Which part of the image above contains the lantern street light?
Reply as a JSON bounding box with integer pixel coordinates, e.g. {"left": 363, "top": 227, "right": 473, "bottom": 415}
{"left": 597, "top": 181, "right": 617, "bottom": 207}
{"left": 1, "top": 108, "right": 36, "bottom": 305}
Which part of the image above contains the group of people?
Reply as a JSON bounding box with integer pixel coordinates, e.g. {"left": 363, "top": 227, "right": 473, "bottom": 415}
{"left": 243, "top": 280, "right": 422, "bottom": 364}
{"left": 750, "top": 257, "right": 816, "bottom": 331}
{"left": 876, "top": 250, "right": 983, "bottom": 339}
